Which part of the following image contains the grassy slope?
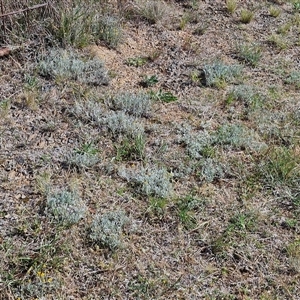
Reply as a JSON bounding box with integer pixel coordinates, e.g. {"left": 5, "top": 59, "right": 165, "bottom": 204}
{"left": 0, "top": 0, "right": 300, "bottom": 299}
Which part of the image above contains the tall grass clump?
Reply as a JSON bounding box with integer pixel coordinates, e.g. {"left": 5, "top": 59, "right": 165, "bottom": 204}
{"left": 240, "top": 9, "right": 254, "bottom": 24}
{"left": 269, "top": 6, "right": 281, "bottom": 18}
{"left": 226, "top": 0, "right": 237, "bottom": 14}
{"left": 52, "top": 1, "right": 97, "bottom": 48}
{"left": 0, "top": 0, "right": 55, "bottom": 43}
{"left": 1, "top": 0, "right": 111, "bottom": 46}
{"left": 39, "top": 49, "right": 109, "bottom": 85}
{"left": 116, "top": 135, "right": 146, "bottom": 161}
{"left": 259, "top": 147, "right": 299, "bottom": 188}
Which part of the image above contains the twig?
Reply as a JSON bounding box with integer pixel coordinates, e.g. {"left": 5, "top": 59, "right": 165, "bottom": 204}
{"left": 0, "top": 2, "right": 48, "bottom": 18}
{"left": 0, "top": 0, "right": 5, "bottom": 38}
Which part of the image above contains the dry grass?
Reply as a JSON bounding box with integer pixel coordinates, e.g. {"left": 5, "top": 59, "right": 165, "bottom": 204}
{"left": 1, "top": 0, "right": 300, "bottom": 299}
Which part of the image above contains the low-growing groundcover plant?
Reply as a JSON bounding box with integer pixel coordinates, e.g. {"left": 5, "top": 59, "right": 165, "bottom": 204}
{"left": 66, "top": 142, "right": 100, "bottom": 169}
{"left": 203, "top": 61, "right": 242, "bottom": 87}
{"left": 1, "top": 0, "right": 300, "bottom": 299}
{"left": 71, "top": 99, "right": 103, "bottom": 124}
{"left": 226, "top": 84, "right": 263, "bottom": 109}
{"left": 179, "top": 123, "right": 267, "bottom": 159}
{"left": 285, "top": 70, "right": 300, "bottom": 89}
{"left": 89, "top": 211, "right": 130, "bottom": 250}
{"left": 119, "top": 165, "right": 173, "bottom": 198}
{"left": 39, "top": 49, "right": 109, "bottom": 85}
{"left": 112, "top": 92, "right": 152, "bottom": 117}
{"left": 46, "top": 189, "right": 87, "bottom": 226}
{"left": 105, "top": 111, "right": 145, "bottom": 138}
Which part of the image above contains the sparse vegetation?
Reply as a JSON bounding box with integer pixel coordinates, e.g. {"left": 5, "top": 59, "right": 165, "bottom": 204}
{"left": 140, "top": 74, "right": 159, "bottom": 87}
{"left": 150, "top": 90, "right": 178, "bottom": 103}
{"left": 1, "top": 0, "right": 300, "bottom": 298}
{"left": 126, "top": 56, "right": 149, "bottom": 67}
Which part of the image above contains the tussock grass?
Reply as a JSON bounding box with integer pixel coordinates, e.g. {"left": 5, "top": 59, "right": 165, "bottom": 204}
{"left": 135, "top": 0, "right": 168, "bottom": 24}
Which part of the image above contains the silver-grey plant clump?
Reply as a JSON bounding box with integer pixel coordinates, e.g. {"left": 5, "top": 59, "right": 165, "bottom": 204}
{"left": 119, "top": 165, "right": 173, "bottom": 198}
{"left": 112, "top": 92, "right": 152, "bottom": 117}
{"left": 46, "top": 189, "right": 87, "bottom": 225}
{"left": 89, "top": 211, "right": 130, "bottom": 250}
{"left": 39, "top": 49, "right": 109, "bottom": 86}
{"left": 200, "top": 158, "right": 226, "bottom": 183}
{"left": 228, "top": 84, "right": 263, "bottom": 109}
{"left": 104, "top": 111, "right": 144, "bottom": 138}
{"left": 214, "top": 123, "right": 267, "bottom": 151}
{"left": 67, "top": 152, "right": 99, "bottom": 169}
{"left": 203, "top": 61, "right": 242, "bottom": 87}
{"left": 180, "top": 128, "right": 213, "bottom": 159}
{"left": 72, "top": 100, "right": 103, "bottom": 124}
